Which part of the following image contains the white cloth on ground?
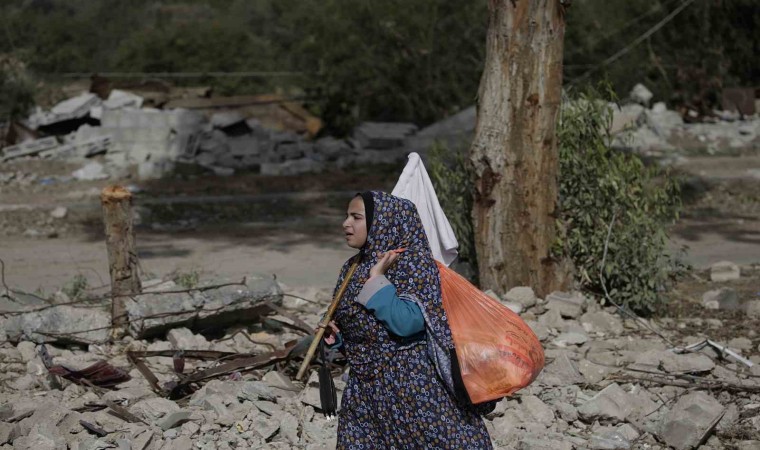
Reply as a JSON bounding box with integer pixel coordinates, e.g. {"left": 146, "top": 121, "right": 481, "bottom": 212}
{"left": 391, "top": 152, "right": 459, "bottom": 266}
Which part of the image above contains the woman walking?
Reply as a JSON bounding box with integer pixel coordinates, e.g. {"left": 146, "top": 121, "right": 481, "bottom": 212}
{"left": 326, "top": 191, "right": 492, "bottom": 449}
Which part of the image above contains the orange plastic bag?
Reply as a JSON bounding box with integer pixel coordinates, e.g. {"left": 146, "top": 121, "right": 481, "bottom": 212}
{"left": 437, "top": 261, "right": 545, "bottom": 404}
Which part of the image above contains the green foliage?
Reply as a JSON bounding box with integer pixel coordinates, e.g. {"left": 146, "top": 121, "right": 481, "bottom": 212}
{"left": 427, "top": 142, "right": 477, "bottom": 275}
{"left": 173, "top": 270, "right": 200, "bottom": 289}
{"left": 0, "top": 58, "right": 35, "bottom": 120}
{"left": 554, "top": 86, "right": 685, "bottom": 315}
{"left": 63, "top": 274, "right": 89, "bottom": 299}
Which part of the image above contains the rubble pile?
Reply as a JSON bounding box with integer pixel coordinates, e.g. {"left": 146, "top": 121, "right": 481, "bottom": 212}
{"left": 0, "top": 87, "right": 437, "bottom": 180}
{"left": 0, "top": 265, "right": 758, "bottom": 450}
{"left": 609, "top": 84, "right": 760, "bottom": 164}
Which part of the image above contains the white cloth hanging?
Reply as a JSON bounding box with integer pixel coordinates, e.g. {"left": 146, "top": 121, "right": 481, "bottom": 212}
{"left": 392, "top": 152, "right": 459, "bottom": 266}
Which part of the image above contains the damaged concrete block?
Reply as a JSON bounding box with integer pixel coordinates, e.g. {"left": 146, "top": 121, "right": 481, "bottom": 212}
{"left": 580, "top": 311, "right": 624, "bottom": 335}
{"left": 505, "top": 287, "right": 537, "bottom": 309}
{"left": 124, "top": 275, "right": 281, "bottom": 338}
{"left": 661, "top": 353, "right": 715, "bottom": 374}
{"left": 702, "top": 288, "right": 739, "bottom": 310}
{"left": 545, "top": 291, "right": 585, "bottom": 319}
{"left": 167, "top": 328, "right": 210, "bottom": 350}
{"left": 3, "top": 305, "right": 110, "bottom": 344}
{"left": 659, "top": 392, "right": 725, "bottom": 450}
{"left": 578, "top": 383, "right": 658, "bottom": 423}
{"left": 710, "top": 261, "right": 740, "bottom": 282}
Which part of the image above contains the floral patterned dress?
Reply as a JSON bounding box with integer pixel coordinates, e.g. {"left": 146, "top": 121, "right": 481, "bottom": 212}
{"left": 332, "top": 191, "right": 492, "bottom": 449}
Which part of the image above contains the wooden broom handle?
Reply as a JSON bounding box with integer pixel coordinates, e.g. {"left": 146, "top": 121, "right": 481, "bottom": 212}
{"left": 296, "top": 258, "right": 360, "bottom": 380}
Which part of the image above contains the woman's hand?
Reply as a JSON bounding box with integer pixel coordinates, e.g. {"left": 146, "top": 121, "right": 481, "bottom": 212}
{"left": 370, "top": 251, "right": 401, "bottom": 278}
{"left": 322, "top": 321, "right": 340, "bottom": 345}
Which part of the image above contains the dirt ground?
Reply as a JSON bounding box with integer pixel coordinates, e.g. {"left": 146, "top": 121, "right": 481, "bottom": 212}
{"left": 0, "top": 153, "right": 758, "bottom": 308}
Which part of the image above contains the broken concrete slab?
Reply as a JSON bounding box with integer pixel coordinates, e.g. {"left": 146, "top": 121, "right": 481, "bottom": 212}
{"left": 659, "top": 392, "right": 725, "bottom": 450}
{"left": 545, "top": 291, "right": 585, "bottom": 319}
{"left": 710, "top": 261, "right": 741, "bottom": 282}
{"left": 2, "top": 304, "right": 110, "bottom": 344}
{"left": 1, "top": 136, "right": 59, "bottom": 161}
{"left": 744, "top": 300, "right": 760, "bottom": 318}
{"left": 578, "top": 383, "right": 658, "bottom": 423}
{"left": 580, "top": 311, "right": 624, "bottom": 335}
{"left": 124, "top": 275, "right": 282, "bottom": 338}
{"left": 702, "top": 287, "right": 739, "bottom": 310}
{"left": 505, "top": 287, "right": 538, "bottom": 309}
{"left": 167, "top": 328, "right": 210, "bottom": 350}
{"left": 158, "top": 411, "right": 192, "bottom": 431}
{"left": 542, "top": 352, "right": 584, "bottom": 385}
{"left": 662, "top": 353, "right": 715, "bottom": 374}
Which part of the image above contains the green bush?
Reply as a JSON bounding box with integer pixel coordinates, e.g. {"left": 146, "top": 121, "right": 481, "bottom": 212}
{"left": 555, "top": 86, "right": 685, "bottom": 315}
{"left": 428, "top": 87, "right": 685, "bottom": 315}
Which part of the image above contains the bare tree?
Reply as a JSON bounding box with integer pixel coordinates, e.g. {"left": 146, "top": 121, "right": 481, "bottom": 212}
{"left": 469, "top": 0, "right": 570, "bottom": 297}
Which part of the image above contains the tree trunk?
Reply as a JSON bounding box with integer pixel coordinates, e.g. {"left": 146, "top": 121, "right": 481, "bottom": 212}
{"left": 101, "top": 185, "right": 141, "bottom": 339}
{"left": 470, "top": 0, "right": 569, "bottom": 298}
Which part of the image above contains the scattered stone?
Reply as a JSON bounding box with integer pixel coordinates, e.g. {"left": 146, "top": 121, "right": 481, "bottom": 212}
{"left": 727, "top": 337, "right": 753, "bottom": 352}
{"left": 710, "top": 261, "right": 741, "bottom": 282}
{"left": 578, "top": 383, "right": 657, "bottom": 423}
{"left": 167, "top": 328, "right": 210, "bottom": 350}
{"left": 580, "top": 311, "right": 624, "bottom": 335}
{"left": 659, "top": 392, "right": 725, "bottom": 450}
{"left": 505, "top": 287, "right": 537, "bottom": 309}
{"left": 662, "top": 353, "right": 715, "bottom": 374}
{"left": 158, "top": 411, "right": 192, "bottom": 431}
{"left": 545, "top": 291, "right": 585, "bottom": 319}
{"left": 552, "top": 331, "right": 588, "bottom": 347}
{"left": 50, "top": 207, "right": 68, "bottom": 219}
{"left": 630, "top": 83, "right": 654, "bottom": 105}
{"left": 702, "top": 288, "right": 739, "bottom": 310}
{"left": 542, "top": 352, "right": 584, "bottom": 385}
{"left": 745, "top": 300, "right": 760, "bottom": 318}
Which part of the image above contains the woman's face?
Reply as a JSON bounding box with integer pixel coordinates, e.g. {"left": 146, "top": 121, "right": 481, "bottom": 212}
{"left": 343, "top": 196, "right": 368, "bottom": 249}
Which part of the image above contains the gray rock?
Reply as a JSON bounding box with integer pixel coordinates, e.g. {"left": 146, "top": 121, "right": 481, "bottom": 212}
{"left": 745, "top": 300, "right": 760, "bottom": 318}
{"left": 238, "top": 381, "right": 277, "bottom": 402}
{"left": 516, "top": 435, "right": 573, "bottom": 450}
{"left": 543, "top": 352, "right": 584, "bottom": 385}
{"left": 727, "top": 337, "right": 753, "bottom": 352}
{"left": 166, "top": 328, "right": 210, "bottom": 350}
{"left": 3, "top": 305, "right": 110, "bottom": 344}
{"left": 260, "top": 158, "right": 326, "bottom": 176}
{"left": 630, "top": 84, "right": 654, "bottom": 105}
{"left": 578, "top": 383, "right": 658, "bottom": 423}
{"left": 519, "top": 395, "right": 555, "bottom": 426}
{"left": 124, "top": 274, "right": 281, "bottom": 338}
{"left": 552, "top": 332, "right": 588, "bottom": 347}
{"left": 734, "top": 441, "right": 760, "bottom": 450}
{"left": 580, "top": 311, "right": 624, "bottom": 335}
{"left": 158, "top": 411, "right": 192, "bottom": 431}
{"left": 13, "top": 421, "right": 66, "bottom": 450}
{"left": 710, "top": 261, "right": 740, "bottom": 282}
{"left": 545, "top": 291, "right": 585, "bottom": 319}
{"left": 162, "top": 436, "right": 193, "bottom": 450}
{"left": 505, "top": 287, "right": 538, "bottom": 309}
{"left": 554, "top": 402, "right": 578, "bottom": 423}
{"left": 659, "top": 392, "right": 725, "bottom": 450}
{"left": 131, "top": 398, "right": 180, "bottom": 423}
{"left": 662, "top": 353, "right": 715, "bottom": 374}
{"left": 716, "top": 403, "right": 739, "bottom": 432}
{"left": 526, "top": 321, "right": 550, "bottom": 342}
{"left": 589, "top": 431, "right": 632, "bottom": 450}
{"left": 702, "top": 288, "right": 739, "bottom": 310}
{"left": 0, "top": 423, "right": 11, "bottom": 445}
{"left": 263, "top": 371, "right": 299, "bottom": 392}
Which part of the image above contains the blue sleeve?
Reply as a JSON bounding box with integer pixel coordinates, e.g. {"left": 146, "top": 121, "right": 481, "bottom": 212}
{"left": 363, "top": 284, "right": 425, "bottom": 337}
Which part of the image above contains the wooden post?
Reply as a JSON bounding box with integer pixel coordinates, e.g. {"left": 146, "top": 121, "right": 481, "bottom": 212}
{"left": 101, "top": 185, "right": 141, "bottom": 339}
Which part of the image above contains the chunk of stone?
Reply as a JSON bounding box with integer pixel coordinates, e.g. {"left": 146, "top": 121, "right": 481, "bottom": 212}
{"left": 262, "top": 371, "right": 299, "bottom": 392}
{"left": 630, "top": 83, "right": 653, "bottom": 105}
{"left": 578, "top": 383, "right": 657, "bottom": 423}
{"left": 580, "top": 311, "right": 624, "bottom": 335}
{"left": 659, "top": 392, "right": 725, "bottom": 450}
{"left": 505, "top": 287, "right": 537, "bottom": 308}
{"left": 526, "top": 321, "right": 550, "bottom": 341}
{"left": 710, "top": 261, "right": 740, "bottom": 282}
{"left": 238, "top": 381, "right": 277, "bottom": 402}
{"left": 158, "top": 411, "right": 192, "bottom": 431}
{"left": 124, "top": 275, "right": 282, "bottom": 338}
{"left": 161, "top": 435, "right": 193, "bottom": 450}
{"left": 3, "top": 305, "right": 110, "bottom": 344}
{"left": 545, "top": 291, "right": 585, "bottom": 319}
{"left": 50, "top": 207, "right": 68, "bottom": 219}
{"left": 519, "top": 395, "right": 555, "bottom": 426}
{"left": 701, "top": 288, "right": 739, "bottom": 310}
{"left": 166, "top": 328, "right": 210, "bottom": 350}
{"left": 727, "top": 337, "right": 753, "bottom": 352}
{"left": 543, "top": 352, "right": 584, "bottom": 385}
{"left": 745, "top": 300, "right": 760, "bottom": 318}
{"left": 552, "top": 332, "right": 588, "bottom": 347}
{"left": 131, "top": 398, "right": 180, "bottom": 423}
{"left": 662, "top": 353, "right": 714, "bottom": 374}
{"left": 0, "top": 423, "right": 12, "bottom": 444}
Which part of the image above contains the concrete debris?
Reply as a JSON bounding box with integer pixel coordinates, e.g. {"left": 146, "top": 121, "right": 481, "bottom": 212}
{"left": 72, "top": 161, "right": 109, "bottom": 181}
{"left": 630, "top": 83, "right": 654, "bottom": 106}
{"left": 660, "top": 392, "right": 725, "bottom": 450}
{"left": 746, "top": 300, "right": 760, "bottom": 318}
{"left": 0, "top": 260, "right": 757, "bottom": 449}
{"left": 50, "top": 206, "right": 68, "bottom": 219}
{"left": 702, "top": 287, "right": 739, "bottom": 310}
{"left": 710, "top": 260, "right": 741, "bottom": 282}
{"left": 353, "top": 122, "right": 418, "bottom": 149}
